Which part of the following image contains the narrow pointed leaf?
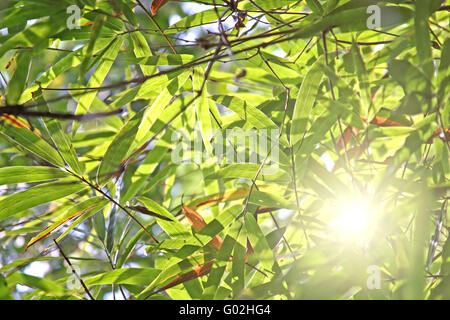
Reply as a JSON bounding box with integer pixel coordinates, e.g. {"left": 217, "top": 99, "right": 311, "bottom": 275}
{"left": 0, "top": 166, "right": 70, "bottom": 186}
{"left": 0, "top": 179, "right": 86, "bottom": 222}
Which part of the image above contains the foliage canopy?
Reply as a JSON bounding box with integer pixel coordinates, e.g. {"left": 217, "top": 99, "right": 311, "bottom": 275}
{"left": 0, "top": 0, "right": 449, "bottom": 300}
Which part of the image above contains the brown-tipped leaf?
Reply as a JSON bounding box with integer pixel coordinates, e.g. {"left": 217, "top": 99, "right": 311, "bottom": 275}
{"left": 26, "top": 206, "right": 96, "bottom": 250}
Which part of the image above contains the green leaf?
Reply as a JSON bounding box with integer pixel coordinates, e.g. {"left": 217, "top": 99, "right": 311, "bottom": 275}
{"left": 6, "top": 52, "right": 31, "bottom": 105}
{"left": 123, "top": 54, "right": 195, "bottom": 66}
{"left": 415, "top": 0, "right": 433, "bottom": 77}
{"left": 79, "top": 14, "right": 107, "bottom": 79}
{"left": 290, "top": 57, "right": 324, "bottom": 146}
{"left": 293, "top": 6, "right": 413, "bottom": 39}
{"left": 249, "top": 191, "right": 296, "bottom": 210}
{"left": 6, "top": 272, "right": 66, "bottom": 296}
{"left": 198, "top": 205, "right": 242, "bottom": 239}
{"left": 130, "top": 31, "right": 156, "bottom": 76}
{"left": 0, "top": 275, "right": 12, "bottom": 300}
{"left": 244, "top": 214, "right": 279, "bottom": 273}
{"left": 307, "top": 157, "right": 351, "bottom": 198}
{"left": 116, "top": 221, "right": 155, "bottom": 268}
{"left": 242, "top": 0, "right": 300, "bottom": 10}
{"left": 33, "top": 88, "right": 84, "bottom": 175}
{"left": 137, "top": 197, "right": 190, "bottom": 238}
{"left": 73, "top": 36, "right": 123, "bottom": 133}
{"left": 84, "top": 268, "right": 161, "bottom": 286}
{"left": 437, "top": 39, "right": 450, "bottom": 110}
{"left": 306, "top": 0, "right": 324, "bottom": 15}
{"left": 0, "top": 11, "right": 67, "bottom": 58}
{"left": 294, "top": 100, "right": 350, "bottom": 155}
{"left": 1, "top": 2, "right": 61, "bottom": 29}
{"left": 120, "top": 98, "right": 189, "bottom": 203}
{"left": 231, "top": 224, "right": 247, "bottom": 295}
{"left": 0, "top": 124, "right": 65, "bottom": 167}
{"left": 97, "top": 108, "right": 145, "bottom": 183}
{"left": 0, "top": 256, "right": 59, "bottom": 274}
{"left": 107, "top": 69, "right": 184, "bottom": 111}
{"left": 0, "top": 166, "right": 70, "bottom": 185}
{"left": 206, "top": 164, "right": 289, "bottom": 181}
{"left": 134, "top": 71, "right": 190, "bottom": 145}
{"left": 351, "top": 41, "right": 371, "bottom": 117}
{"left": 165, "top": 8, "right": 226, "bottom": 34}
{"left": 0, "top": 179, "right": 86, "bottom": 222}
{"left": 193, "top": 66, "right": 214, "bottom": 153}
{"left": 202, "top": 232, "right": 238, "bottom": 299}
{"left": 213, "top": 95, "right": 278, "bottom": 130}
{"left": 30, "top": 197, "right": 109, "bottom": 249}
{"left": 20, "top": 38, "right": 112, "bottom": 103}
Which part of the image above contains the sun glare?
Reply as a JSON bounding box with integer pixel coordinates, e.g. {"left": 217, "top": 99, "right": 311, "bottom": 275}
{"left": 330, "top": 198, "right": 374, "bottom": 239}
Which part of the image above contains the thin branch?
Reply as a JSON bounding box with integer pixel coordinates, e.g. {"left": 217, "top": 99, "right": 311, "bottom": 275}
{"left": 135, "top": 0, "right": 177, "bottom": 54}
{"left": 53, "top": 239, "right": 95, "bottom": 300}
{"left": 0, "top": 106, "right": 124, "bottom": 121}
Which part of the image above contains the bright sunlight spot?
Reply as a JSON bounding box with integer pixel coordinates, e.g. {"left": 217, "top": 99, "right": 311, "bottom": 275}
{"left": 330, "top": 197, "right": 375, "bottom": 240}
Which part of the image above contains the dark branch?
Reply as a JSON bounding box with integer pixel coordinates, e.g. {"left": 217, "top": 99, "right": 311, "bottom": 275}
{"left": 0, "top": 106, "right": 124, "bottom": 121}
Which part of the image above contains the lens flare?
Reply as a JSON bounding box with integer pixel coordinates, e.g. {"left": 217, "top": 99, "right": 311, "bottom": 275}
{"left": 330, "top": 198, "right": 374, "bottom": 240}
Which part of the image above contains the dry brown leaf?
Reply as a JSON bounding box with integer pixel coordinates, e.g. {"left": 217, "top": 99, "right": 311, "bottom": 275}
{"left": 182, "top": 204, "right": 223, "bottom": 250}
{"left": 151, "top": 0, "right": 169, "bottom": 15}
{"left": 157, "top": 261, "right": 214, "bottom": 293}
{"left": 426, "top": 128, "right": 450, "bottom": 144}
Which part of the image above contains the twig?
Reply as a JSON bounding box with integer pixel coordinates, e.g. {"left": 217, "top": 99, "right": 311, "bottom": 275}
{"left": 0, "top": 106, "right": 124, "bottom": 121}
{"left": 135, "top": 0, "right": 177, "bottom": 54}
{"left": 53, "top": 239, "right": 95, "bottom": 300}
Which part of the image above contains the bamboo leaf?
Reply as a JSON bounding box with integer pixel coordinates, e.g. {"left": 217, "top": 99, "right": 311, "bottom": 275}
{"left": 0, "top": 11, "right": 67, "bottom": 58}
{"left": 182, "top": 204, "right": 223, "bottom": 250}
{"left": 84, "top": 268, "right": 161, "bottom": 286}
{"left": 290, "top": 57, "right": 324, "bottom": 146}
{"left": 0, "top": 166, "right": 70, "bottom": 186}
{"left": 206, "top": 164, "right": 289, "bottom": 181}
{"left": 73, "top": 37, "right": 123, "bottom": 133}
{"left": 26, "top": 197, "right": 109, "bottom": 249}
{"left": 5, "top": 52, "right": 31, "bottom": 105}
{"left": 97, "top": 108, "right": 145, "bottom": 183}
{"left": 33, "top": 88, "right": 84, "bottom": 175}
{"left": 244, "top": 214, "right": 278, "bottom": 272}
{"left": 0, "top": 124, "right": 66, "bottom": 167}
{"left": 6, "top": 273, "right": 66, "bottom": 296}
{"left": 137, "top": 197, "right": 190, "bottom": 238}
{"left": 0, "top": 179, "right": 86, "bottom": 222}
